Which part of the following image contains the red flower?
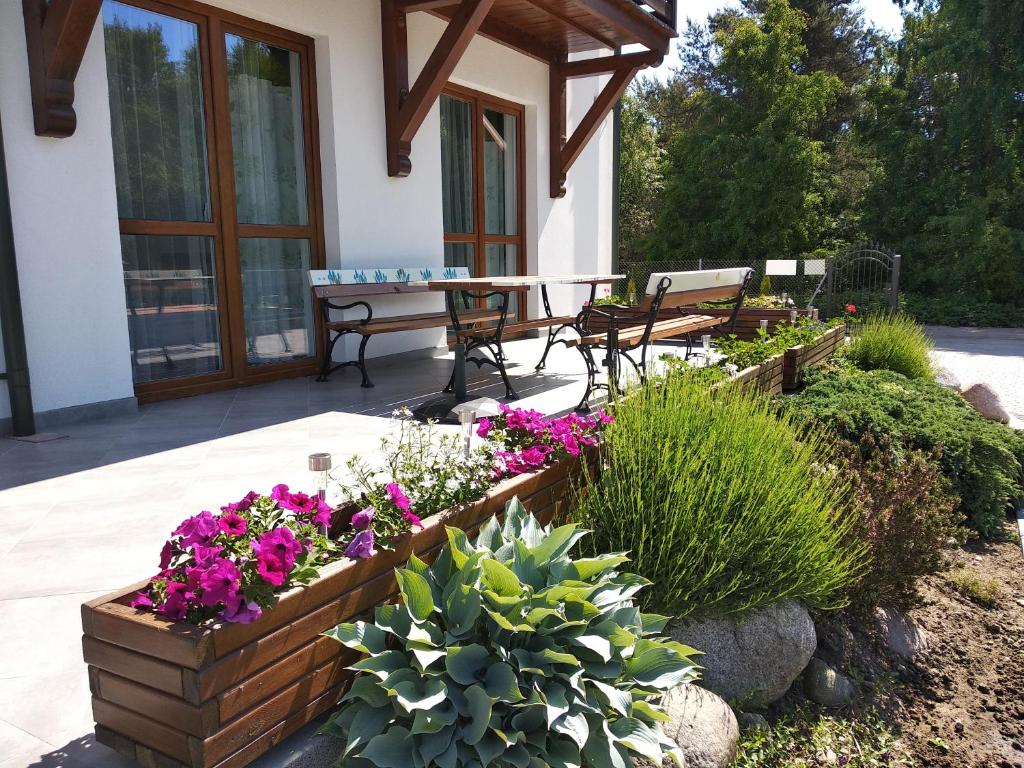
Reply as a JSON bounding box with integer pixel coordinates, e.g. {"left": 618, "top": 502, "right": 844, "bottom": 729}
{"left": 845, "top": 303, "right": 857, "bottom": 314}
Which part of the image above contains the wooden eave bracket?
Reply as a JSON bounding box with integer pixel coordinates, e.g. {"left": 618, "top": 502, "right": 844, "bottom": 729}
{"left": 382, "top": 0, "right": 497, "bottom": 177}
{"left": 23, "top": 0, "right": 103, "bottom": 138}
{"left": 549, "top": 48, "right": 661, "bottom": 198}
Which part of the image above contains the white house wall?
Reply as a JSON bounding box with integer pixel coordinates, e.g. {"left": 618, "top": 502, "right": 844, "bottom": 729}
{"left": 0, "top": 0, "right": 614, "bottom": 422}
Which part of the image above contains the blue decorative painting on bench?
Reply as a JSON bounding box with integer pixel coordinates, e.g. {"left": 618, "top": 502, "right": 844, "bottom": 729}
{"left": 308, "top": 267, "right": 470, "bottom": 287}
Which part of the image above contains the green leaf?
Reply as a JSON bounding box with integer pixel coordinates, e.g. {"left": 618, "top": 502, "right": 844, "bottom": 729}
{"left": 446, "top": 582, "right": 482, "bottom": 637}
{"left": 407, "top": 553, "right": 430, "bottom": 576}
{"left": 571, "top": 555, "right": 630, "bottom": 581}
{"left": 388, "top": 676, "right": 447, "bottom": 712}
{"left": 484, "top": 662, "right": 524, "bottom": 702}
{"left": 530, "top": 524, "right": 588, "bottom": 564}
{"left": 419, "top": 725, "right": 456, "bottom": 764}
{"left": 590, "top": 680, "right": 631, "bottom": 717}
{"left": 445, "top": 644, "right": 490, "bottom": 685}
{"left": 552, "top": 712, "right": 590, "bottom": 751}
{"left": 349, "top": 650, "right": 408, "bottom": 680}
{"left": 542, "top": 682, "right": 569, "bottom": 726}
{"left": 473, "top": 732, "right": 505, "bottom": 767}
{"left": 464, "top": 684, "right": 493, "bottom": 745}
{"left": 360, "top": 725, "right": 413, "bottom": 767}
{"left": 340, "top": 675, "right": 389, "bottom": 708}
{"left": 630, "top": 699, "right": 671, "bottom": 723}
{"left": 411, "top": 703, "right": 458, "bottom": 735}
{"left": 582, "top": 720, "right": 630, "bottom": 768}
{"left": 395, "top": 568, "right": 436, "bottom": 622}
{"left": 608, "top": 717, "right": 664, "bottom": 763}
{"left": 639, "top": 612, "right": 672, "bottom": 635}
{"left": 532, "top": 648, "right": 579, "bottom": 667}
{"left": 625, "top": 645, "right": 697, "bottom": 689}
{"left": 324, "top": 622, "right": 387, "bottom": 655}
{"left": 481, "top": 558, "right": 523, "bottom": 597}
{"left": 344, "top": 705, "right": 394, "bottom": 756}
{"left": 408, "top": 641, "right": 446, "bottom": 671}
{"left": 445, "top": 526, "right": 476, "bottom": 568}
{"left": 570, "top": 634, "right": 612, "bottom": 662}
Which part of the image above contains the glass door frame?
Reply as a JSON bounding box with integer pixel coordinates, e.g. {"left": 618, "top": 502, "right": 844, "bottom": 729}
{"left": 110, "top": 0, "right": 326, "bottom": 402}
{"left": 441, "top": 84, "right": 527, "bottom": 316}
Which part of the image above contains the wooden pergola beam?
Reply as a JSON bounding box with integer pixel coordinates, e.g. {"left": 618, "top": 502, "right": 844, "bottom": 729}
{"left": 23, "top": 0, "right": 103, "bottom": 138}
{"left": 382, "top": 0, "right": 497, "bottom": 177}
{"left": 549, "top": 50, "right": 658, "bottom": 197}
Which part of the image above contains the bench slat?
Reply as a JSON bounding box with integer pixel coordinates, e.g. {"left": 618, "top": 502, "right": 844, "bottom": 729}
{"left": 326, "top": 308, "right": 501, "bottom": 335}
{"left": 454, "top": 316, "right": 576, "bottom": 337}
{"left": 573, "top": 314, "right": 725, "bottom": 347}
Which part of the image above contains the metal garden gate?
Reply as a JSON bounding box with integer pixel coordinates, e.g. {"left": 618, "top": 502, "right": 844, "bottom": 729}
{"left": 809, "top": 242, "right": 901, "bottom": 317}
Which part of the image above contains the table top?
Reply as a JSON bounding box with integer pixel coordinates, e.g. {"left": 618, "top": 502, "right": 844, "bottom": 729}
{"left": 410, "top": 274, "right": 624, "bottom": 290}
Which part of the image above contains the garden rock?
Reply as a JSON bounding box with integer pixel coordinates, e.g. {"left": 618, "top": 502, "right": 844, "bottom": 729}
{"left": 660, "top": 684, "right": 739, "bottom": 768}
{"left": 671, "top": 600, "right": 817, "bottom": 707}
{"left": 961, "top": 383, "right": 1010, "bottom": 424}
{"left": 803, "top": 658, "right": 856, "bottom": 707}
{"left": 875, "top": 607, "right": 931, "bottom": 659}
{"left": 737, "top": 712, "right": 769, "bottom": 732}
{"left": 934, "top": 366, "right": 962, "bottom": 391}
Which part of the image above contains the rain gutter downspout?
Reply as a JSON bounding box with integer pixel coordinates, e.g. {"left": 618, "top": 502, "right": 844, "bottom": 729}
{"left": 0, "top": 110, "right": 37, "bottom": 437}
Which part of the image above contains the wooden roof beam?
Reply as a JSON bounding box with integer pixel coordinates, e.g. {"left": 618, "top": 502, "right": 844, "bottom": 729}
{"left": 23, "top": 0, "right": 103, "bottom": 138}
{"left": 550, "top": 49, "right": 660, "bottom": 197}
{"left": 382, "top": 0, "right": 497, "bottom": 177}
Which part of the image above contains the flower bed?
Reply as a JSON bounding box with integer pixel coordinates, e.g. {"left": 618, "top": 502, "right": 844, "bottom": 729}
{"left": 81, "top": 408, "right": 605, "bottom": 768}
{"left": 782, "top": 324, "right": 846, "bottom": 390}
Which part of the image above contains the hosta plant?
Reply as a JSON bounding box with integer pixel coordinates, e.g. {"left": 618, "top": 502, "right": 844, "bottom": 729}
{"left": 322, "top": 498, "right": 699, "bottom": 768}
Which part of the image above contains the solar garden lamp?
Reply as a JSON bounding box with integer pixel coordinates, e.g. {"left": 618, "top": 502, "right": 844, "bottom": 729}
{"left": 790, "top": 309, "right": 798, "bottom": 325}
{"left": 759, "top": 319, "right": 769, "bottom": 333}
{"left": 781, "top": 291, "right": 789, "bottom": 307}
{"left": 812, "top": 308, "right": 820, "bottom": 321}
{"left": 451, "top": 402, "right": 478, "bottom": 458}
{"left": 308, "top": 452, "right": 332, "bottom": 534}
{"left": 701, "top": 334, "right": 712, "bottom": 366}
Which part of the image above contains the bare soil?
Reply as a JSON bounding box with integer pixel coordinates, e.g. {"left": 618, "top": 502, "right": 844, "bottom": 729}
{"left": 804, "top": 537, "right": 1024, "bottom": 767}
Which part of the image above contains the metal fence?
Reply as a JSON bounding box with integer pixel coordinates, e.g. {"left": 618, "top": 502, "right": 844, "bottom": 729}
{"left": 618, "top": 245, "right": 901, "bottom": 319}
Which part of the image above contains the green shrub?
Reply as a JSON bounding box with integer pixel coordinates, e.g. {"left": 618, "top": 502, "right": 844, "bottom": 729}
{"left": 323, "top": 498, "right": 699, "bottom": 768}
{"left": 841, "top": 434, "right": 965, "bottom": 613}
{"left": 902, "top": 292, "right": 1024, "bottom": 328}
{"left": 573, "top": 376, "right": 866, "bottom": 618}
{"left": 846, "top": 312, "right": 933, "bottom": 379}
{"left": 758, "top": 273, "right": 772, "bottom": 295}
{"left": 787, "top": 369, "right": 1024, "bottom": 537}
{"left": 716, "top": 317, "right": 843, "bottom": 371}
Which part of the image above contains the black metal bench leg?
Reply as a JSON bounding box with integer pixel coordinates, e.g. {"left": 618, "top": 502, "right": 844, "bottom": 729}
{"left": 356, "top": 334, "right": 374, "bottom": 388}
{"left": 317, "top": 332, "right": 342, "bottom": 382}
{"left": 535, "top": 326, "right": 562, "bottom": 371}
{"left": 575, "top": 345, "right": 599, "bottom": 412}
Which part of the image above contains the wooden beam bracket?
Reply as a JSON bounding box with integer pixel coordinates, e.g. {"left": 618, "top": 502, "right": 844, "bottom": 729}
{"left": 549, "top": 49, "right": 661, "bottom": 198}
{"left": 381, "top": 0, "right": 496, "bottom": 177}
{"left": 23, "top": 0, "right": 103, "bottom": 138}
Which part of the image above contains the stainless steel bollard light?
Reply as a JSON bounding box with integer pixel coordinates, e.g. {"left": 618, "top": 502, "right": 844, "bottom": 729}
{"left": 308, "top": 452, "right": 332, "bottom": 534}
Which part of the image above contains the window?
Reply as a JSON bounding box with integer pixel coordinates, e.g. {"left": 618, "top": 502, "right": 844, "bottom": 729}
{"left": 102, "top": 0, "right": 324, "bottom": 398}
{"left": 440, "top": 87, "right": 525, "bottom": 315}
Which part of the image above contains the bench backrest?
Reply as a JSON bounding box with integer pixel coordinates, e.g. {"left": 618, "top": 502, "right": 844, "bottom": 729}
{"left": 309, "top": 266, "right": 469, "bottom": 299}
{"left": 640, "top": 267, "right": 754, "bottom": 311}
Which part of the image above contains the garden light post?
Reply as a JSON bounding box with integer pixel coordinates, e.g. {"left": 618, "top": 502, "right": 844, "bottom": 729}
{"left": 760, "top": 319, "right": 768, "bottom": 333}
{"left": 790, "top": 309, "right": 798, "bottom": 325}
{"left": 309, "top": 452, "right": 332, "bottom": 534}
{"left": 701, "top": 334, "right": 711, "bottom": 365}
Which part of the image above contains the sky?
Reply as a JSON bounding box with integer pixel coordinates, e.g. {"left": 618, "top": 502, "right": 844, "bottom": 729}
{"left": 646, "top": 0, "right": 905, "bottom": 80}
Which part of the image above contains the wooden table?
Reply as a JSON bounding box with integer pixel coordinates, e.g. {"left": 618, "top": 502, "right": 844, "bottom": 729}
{"left": 409, "top": 274, "right": 621, "bottom": 419}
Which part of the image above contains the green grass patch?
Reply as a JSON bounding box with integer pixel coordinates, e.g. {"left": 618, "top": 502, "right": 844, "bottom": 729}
{"left": 847, "top": 313, "right": 934, "bottom": 379}
{"left": 734, "top": 705, "right": 913, "bottom": 767}
{"left": 574, "top": 375, "right": 866, "bottom": 618}
{"left": 945, "top": 567, "right": 1003, "bottom": 608}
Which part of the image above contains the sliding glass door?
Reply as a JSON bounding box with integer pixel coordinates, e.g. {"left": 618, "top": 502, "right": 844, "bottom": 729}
{"left": 102, "top": 0, "right": 323, "bottom": 399}
{"left": 440, "top": 87, "right": 525, "bottom": 315}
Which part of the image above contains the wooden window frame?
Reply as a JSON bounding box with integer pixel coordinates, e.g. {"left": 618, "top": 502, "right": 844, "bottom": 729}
{"left": 441, "top": 84, "right": 527, "bottom": 316}
{"left": 107, "top": 0, "right": 326, "bottom": 403}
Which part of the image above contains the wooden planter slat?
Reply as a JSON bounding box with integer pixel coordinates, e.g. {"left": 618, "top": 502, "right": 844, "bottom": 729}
{"left": 782, "top": 325, "right": 845, "bottom": 390}
{"left": 85, "top": 453, "right": 589, "bottom": 768}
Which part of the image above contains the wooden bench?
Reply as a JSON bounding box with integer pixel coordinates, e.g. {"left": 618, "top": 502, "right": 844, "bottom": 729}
{"left": 309, "top": 267, "right": 499, "bottom": 387}
{"left": 571, "top": 267, "right": 754, "bottom": 409}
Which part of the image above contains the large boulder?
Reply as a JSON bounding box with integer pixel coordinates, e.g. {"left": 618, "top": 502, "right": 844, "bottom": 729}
{"left": 874, "top": 607, "right": 931, "bottom": 660}
{"left": 660, "top": 684, "right": 740, "bottom": 768}
{"left": 803, "top": 658, "right": 856, "bottom": 707}
{"left": 961, "top": 383, "right": 1010, "bottom": 424}
{"left": 671, "top": 600, "right": 816, "bottom": 708}
{"left": 934, "top": 366, "right": 962, "bottom": 391}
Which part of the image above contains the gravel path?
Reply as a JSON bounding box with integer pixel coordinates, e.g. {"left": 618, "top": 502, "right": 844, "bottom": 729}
{"left": 927, "top": 326, "right": 1024, "bottom": 429}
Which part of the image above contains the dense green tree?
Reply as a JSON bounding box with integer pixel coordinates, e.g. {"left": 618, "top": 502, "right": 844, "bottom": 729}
{"left": 860, "top": 0, "right": 1024, "bottom": 302}
{"left": 617, "top": 92, "right": 663, "bottom": 259}
{"left": 648, "top": 0, "right": 843, "bottom": 260}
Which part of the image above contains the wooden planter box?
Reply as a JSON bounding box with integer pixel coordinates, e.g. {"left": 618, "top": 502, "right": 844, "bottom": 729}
{"left": 781, "top": 325, "right": 845, "bottom": 390}
{"left": 82, "top": 454, "right": 591, "bottom": 768}
{"left": 731, "top": 352, "right": 785, "bottom": 395}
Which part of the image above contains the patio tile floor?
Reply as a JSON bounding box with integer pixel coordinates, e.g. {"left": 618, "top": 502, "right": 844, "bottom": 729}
{"left": 0, "top": 336, "right": 686, "bottom": 768}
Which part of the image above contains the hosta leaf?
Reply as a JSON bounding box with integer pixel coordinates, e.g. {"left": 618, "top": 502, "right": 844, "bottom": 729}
{"left": 541, "top": 682, "right": 569, "bottom": 726}
{"left": 486, "top": 608, "right": 534, "bottom": 632}
{"left": 510, "top": 648, "right": 545, "bottom": 675}
{"left": 640, "top": 612, "right": 672, "bottom": 635}
{"left": 481, "top": 558, "right": 523, "bottom": 597}
{"left": 344, "top": 704, "right": 394, "bottom": 756}
{"left": 533, "top": 648, "right": 579, "bottom": 667}
{"left": 388, "top": 676, "right": 447, "bottom": 712}
{"left": 473, "top": 732, "right": 505, "bottom": 767}
{"left": 590, "top": 680, "right": 631, "bottom": 717}
{"left": 349, "top": 650, "right": 409, "bottom": 680}
{"left": 524, "top": 607, "right": 562, "bottom": 626}
{"left": 630, "top": 699, "right": 671, "bottom": 723}
{"left": 511, "top": 705, "right": 546, "bottom": 733}
{"left": 608, "top": 717, "right": 664, "bottom": 763}
{"left": 475, "top": 515, "right": 503, "bottom": 551}
{"left": 324, "top": 622, "right": 387, "bottom": 654}
{"left": 446, "top": 583, "right": 482, "bottom": 637}
{"left": 552, "top": 712, "right": 590, "bottom": 751}
{"left": 445, "top": 526, "right": 476, "bottom": 568}
{"left": 419, "top": 724, "right": 456, "bottom": 763}
{"left": 570, "top": 555, "right": 630, "bottom": 581}
{"left": 530, "top": 524, "right": 587, "bottom": 564}
{"left": 408, "top": 641, "right": 446, "bottom": 671}
{"left": 360, "top": 725, "right": 413, "bottom": 768}
{"left": 396, "top": 569, "right": 436, "bottom": 622}
{"left": 446, "top": 644, "right": 490, "bottom": 685}
{"left": 625, "top": 646, "right": 697, "bottom": 689}
{"left": 340, "top": 675, "right": 389, "bottom": 708}
{"left": 485, "top": 662, "right": 525, "bottom": 702}
{"left": 504, "top": 743, "right": 532, "bottom": 768}
{"left": 411, "top": 703, "right": 458, "bottom": 734}
{"left": 435, "top": 739, "right": 459, "bottom": 768}
{"left": 407, "top": 553, "right": 430, "bottom": 577}
{"left": 376, "top": 603, "right": 412, "bottom": 637}
{"left": 570, "top": 634, "right": 612, "bottom": 662}
{"left": 464, "top": 684, "right": 493, "bottom": 745}
{"left": 582, "top": 720, "right": 630, "bottom": 768}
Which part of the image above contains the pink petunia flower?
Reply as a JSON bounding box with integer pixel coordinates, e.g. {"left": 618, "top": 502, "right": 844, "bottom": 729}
{"left": 403, "top": 511, "right": 423, "bottom": 530}
{"left": 351, "top": 507, "right": 375, "bottom": 529}
{"left": 130, "top": 591, "right": 153, "bottom": 609}
{"left": 191, "top": 544, "right": 224, "bottom": 568}
{"left": 476, "top": 418, "right": 492, "bottom": 438}
{"left": 198, "top": 559, "right": 241, "bottom": 607}
{"left": 221, "top": 490, "right": 259, "bottom": 513}
{"left": 157, "top": 582, "right": 192, "bottom": 621}
{"left": 310, "top": 497, "right": 333, "bottom": 528}
{"left": 386, "top": 483, "right": 412, "bottom": 514}
{"left": 221, "top": 595, "right": 263, "bottom": 624}
{"left": 173, "top": 511, "right": 219, "bottom": 547}
{"left": 256, "top": 557, "right": 288, "bottom": 586}
{"left": 158, "top": 540, "right": 174, "bottom": 570}
{"left": 345, "top": 529, "right": 377, "bottom": 560}
{"left": 219, "top": 511, "right": 248, "bottom": 537}
{"left": 252, "top": 526, "right": 304, "bottom": 574}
